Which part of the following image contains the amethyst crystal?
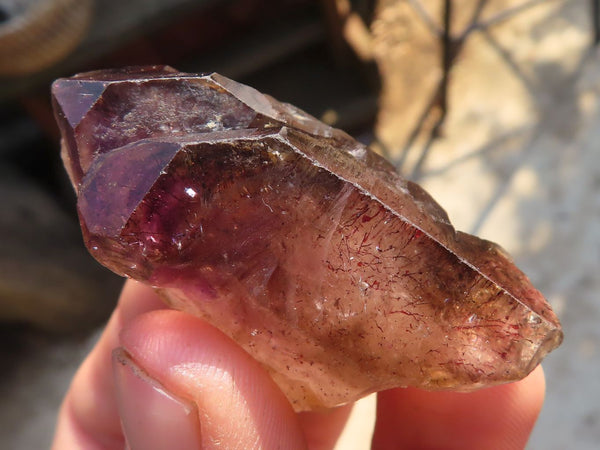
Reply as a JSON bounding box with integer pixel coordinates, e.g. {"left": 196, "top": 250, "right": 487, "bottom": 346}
{"left": 52, "top": 66, "right": 562, "bottom": 411}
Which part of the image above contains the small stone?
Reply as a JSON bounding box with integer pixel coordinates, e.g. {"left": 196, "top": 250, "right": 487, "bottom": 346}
{"left": 52, "top": 66, "right": 562, "bottom": 411}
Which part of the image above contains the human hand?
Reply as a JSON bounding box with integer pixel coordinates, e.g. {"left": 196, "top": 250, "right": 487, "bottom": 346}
{"left": 52, "top": 280, "right": 545, "bottom": 449}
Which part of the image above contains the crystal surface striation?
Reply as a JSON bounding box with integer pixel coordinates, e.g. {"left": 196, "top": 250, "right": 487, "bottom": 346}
{"left": 52, "top": 66, "right": 562, "bottom": 411}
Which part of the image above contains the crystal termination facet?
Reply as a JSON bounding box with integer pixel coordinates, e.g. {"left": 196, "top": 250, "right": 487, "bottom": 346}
{"left": 52, "top": 66, "right": 563, "bottom": 411}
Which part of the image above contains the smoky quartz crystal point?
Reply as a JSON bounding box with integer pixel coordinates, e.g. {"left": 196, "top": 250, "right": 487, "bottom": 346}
{"left": 52, "top": 66, "right": 562, "bottom": 411}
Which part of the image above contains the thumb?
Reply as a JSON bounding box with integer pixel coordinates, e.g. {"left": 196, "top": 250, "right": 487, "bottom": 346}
{"left": 114, "top": 309, "right": 307, "bottom": 450}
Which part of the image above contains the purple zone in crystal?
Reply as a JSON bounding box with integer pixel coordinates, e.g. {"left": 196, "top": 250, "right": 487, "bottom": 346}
{"left": 52, "top": 67, "right": 563, "bottom": 410}
{"left": 52, "top": 66, "right": 359, "bottom": 189}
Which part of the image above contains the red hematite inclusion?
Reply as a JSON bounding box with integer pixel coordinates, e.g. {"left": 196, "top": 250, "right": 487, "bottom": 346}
{"left": 52, "top": 66, "right": 562, "bottom": 411}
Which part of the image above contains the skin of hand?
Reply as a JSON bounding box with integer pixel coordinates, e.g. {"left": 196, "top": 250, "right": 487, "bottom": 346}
{"left": 52, "top": 280, "right": 546, "bottom": 450}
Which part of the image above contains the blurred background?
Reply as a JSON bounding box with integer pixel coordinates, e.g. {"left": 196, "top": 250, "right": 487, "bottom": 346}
{"left": 0, "top": 0, "right": 597, "bottom": 448}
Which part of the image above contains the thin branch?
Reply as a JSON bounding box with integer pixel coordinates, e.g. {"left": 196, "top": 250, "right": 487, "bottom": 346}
{"left": 439, "top": 0, "right": 453, "bottom": 122}
{"left": 409, "top": 0, "right": 452, "bottom": 178}
{"left": 469, "top": 128, "right": 541, "bottom": 235}
{"left": 468, "top": 0, "right": 490, "bottom": 29}
{"left": 408, "top": 0, "right": 443, "bottom": 37}
{"left": 593, "top": 0, "right": 600, "bottom": 45}
{"left": 419, "top": 126, "right": 531, "bottom": 180}
{"left": 410, "top": 113, "right": 442, "bottom": 180}
{"left": 480, "top": 28, "right": 536, "bottom": 94}
{"left": 395, "top": 83, "right": 444, "bottom": 171}
{"left": 462, "top": 0, "right": 559, "bottom": 36}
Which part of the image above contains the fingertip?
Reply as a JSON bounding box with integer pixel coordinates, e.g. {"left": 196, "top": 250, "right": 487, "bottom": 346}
{"left": 373, "top": 365, "right": 546, "bottom": 450}
{"left": 297, "top": 404, "right": 354, "bottom": 450}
